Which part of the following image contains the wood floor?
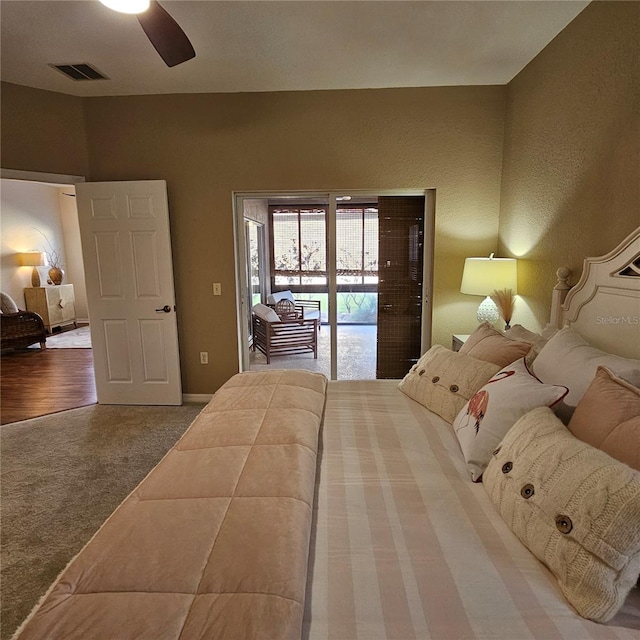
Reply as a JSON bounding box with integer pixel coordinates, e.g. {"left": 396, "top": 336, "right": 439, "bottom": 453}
{"left": 0, "top": 348, "right": 96, "bottom": 425}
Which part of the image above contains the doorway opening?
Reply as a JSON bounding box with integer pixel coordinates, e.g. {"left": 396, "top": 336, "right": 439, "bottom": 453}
{"left": 233, "top": 190, "right": 435, "bottom": 380}
{"left": 0, "top": 169, "right": 96, "bottom": 422}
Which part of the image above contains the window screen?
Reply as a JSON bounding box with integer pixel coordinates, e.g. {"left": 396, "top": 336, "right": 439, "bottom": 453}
{"left": 271, "top": 207, "right": 327, "bottom": 286}
{"left": 336, "top": 206, "right": 378, "bottom": 284}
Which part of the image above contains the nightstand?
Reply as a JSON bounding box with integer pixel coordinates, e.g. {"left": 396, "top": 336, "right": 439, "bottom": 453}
{"left": 452, "top": 334, "right": 470, "bottom": 352}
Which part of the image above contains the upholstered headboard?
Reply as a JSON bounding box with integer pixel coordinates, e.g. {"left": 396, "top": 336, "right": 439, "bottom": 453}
{"left": 550, "top": 226, "right": 640, "bottom": 359}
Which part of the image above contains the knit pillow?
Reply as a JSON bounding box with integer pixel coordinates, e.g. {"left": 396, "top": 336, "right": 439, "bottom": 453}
{"left": 453, "top": 358, "right": 568, "bottom": 482}
{"left": 568, "top": 366, "right": 640, "bottom": 472}
{"left": 459, "top": 322, "right": 532, "bottom": 368}
{"left": 484, "top": 406, "right": 640, "bottom": 623}
{"left": 398, "top": 345, "right": 500, "bottom": 423}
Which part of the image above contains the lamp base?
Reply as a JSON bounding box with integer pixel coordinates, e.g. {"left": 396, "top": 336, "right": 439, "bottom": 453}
{"left": 476, "top": 296, "right": 500, "bottom": 325}
{"left": 31, "top": 267, "right": 41, "bottom": 288}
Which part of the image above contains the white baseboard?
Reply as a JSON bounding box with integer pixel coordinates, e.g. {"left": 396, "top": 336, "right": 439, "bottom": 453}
{"left": 182, "top": 393, "right": 212, "bottom": 403}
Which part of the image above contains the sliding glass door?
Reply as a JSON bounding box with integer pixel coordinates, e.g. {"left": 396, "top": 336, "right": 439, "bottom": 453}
{"left": 335, "top": 202, "right": 379, "bottom": 379}
{"left": 234, "top": 191, "right": 433, "bottom": 380}
{"left": 376, "top": 196, "right": 425, "bottom": 378}
{"left": 244, "top": 219, "right": 266, "bottom": 345}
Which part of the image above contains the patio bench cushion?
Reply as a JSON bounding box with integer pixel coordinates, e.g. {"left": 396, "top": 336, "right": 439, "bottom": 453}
{"left": 252, "top": 303, "right": 280, "bottom": 323}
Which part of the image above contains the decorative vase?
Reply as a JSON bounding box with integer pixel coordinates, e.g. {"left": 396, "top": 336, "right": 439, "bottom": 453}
{"left": 48, "top": 266, "right": 64, "bottom": 286}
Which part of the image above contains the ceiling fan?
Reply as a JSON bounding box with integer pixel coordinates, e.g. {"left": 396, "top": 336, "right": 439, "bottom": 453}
{"left": 99, "top": 0, "right": 195, "bottom": 67}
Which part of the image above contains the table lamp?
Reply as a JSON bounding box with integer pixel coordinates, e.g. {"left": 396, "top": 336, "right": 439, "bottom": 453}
{"left": 460, "top": 254, "right": 517, "bottom": 325}
{"left": 18, "top": 252, "right": 45, "bottom": 287}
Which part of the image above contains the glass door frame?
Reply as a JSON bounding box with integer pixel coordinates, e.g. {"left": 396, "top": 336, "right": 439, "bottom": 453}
{"left": 233, "top": 189, "right": 435, "bottom": 379}
{"left": 244, "top": 218, "right": 267, "bottom": 346}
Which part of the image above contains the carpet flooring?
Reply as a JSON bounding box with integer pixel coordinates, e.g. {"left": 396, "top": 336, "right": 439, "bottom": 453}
{"left": 0, "top": 402, "right": 205, "bottom": 640}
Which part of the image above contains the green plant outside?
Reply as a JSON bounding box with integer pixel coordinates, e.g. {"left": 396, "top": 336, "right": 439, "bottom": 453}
{"left": 295, "top": 292, "right": 377, "bottom": 324}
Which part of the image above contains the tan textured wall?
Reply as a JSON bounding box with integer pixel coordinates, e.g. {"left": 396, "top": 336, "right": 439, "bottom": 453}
{"left": 0, "top": 83, "right": 89, "bottom": 177}
{"left": 0, "top": 83, "right": 505, "bottom": 392}
{"left": 79, "top": 87, "right": 505, "bottom": 392}
{"left": 499, "top": 1, "right": 640, "bottom": 331}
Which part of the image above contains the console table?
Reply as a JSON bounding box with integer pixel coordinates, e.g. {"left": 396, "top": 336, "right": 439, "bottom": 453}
{"left": 24, "top": 284, "right": 77, "bottom": 334}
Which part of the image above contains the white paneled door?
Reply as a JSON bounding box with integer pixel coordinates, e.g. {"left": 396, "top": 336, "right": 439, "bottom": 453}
{"left": 76, "top": 180, "right": 182, "bottom": 405}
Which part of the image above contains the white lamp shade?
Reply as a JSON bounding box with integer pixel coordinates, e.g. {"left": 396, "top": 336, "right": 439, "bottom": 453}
{"left": 460, "top": 257, "right": 517, "bottom": 296}
{"left": 18, "top": 252, "right": 45, "bottom": 267}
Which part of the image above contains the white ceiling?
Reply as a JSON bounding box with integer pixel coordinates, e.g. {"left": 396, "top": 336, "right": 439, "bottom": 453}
{"left": 1, "top": 0, "right": 589, "bottom": 97}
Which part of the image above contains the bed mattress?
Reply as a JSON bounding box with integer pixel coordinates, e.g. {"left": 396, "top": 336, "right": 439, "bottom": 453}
{"left": 303, "top": 380, "right": 640, "bottom": 640}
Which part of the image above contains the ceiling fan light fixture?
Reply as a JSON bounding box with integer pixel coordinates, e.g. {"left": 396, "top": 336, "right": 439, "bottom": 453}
{"left": 99, "top": 0, "right": 150, "bottom": 15}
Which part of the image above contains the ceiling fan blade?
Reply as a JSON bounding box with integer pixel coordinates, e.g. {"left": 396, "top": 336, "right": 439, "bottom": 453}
{"left": 136, "top": 1, "right": 195, "bottom": 67}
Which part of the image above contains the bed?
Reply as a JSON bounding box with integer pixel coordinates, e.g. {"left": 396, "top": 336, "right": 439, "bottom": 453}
{"left": 302, "top": 227, "right": 640, "bottom": 639}
{"left": 304, "top": 382, "right": 639, "bottom": 639}
{"left": 12, "top": 228, "right": 640, "bottom": 639}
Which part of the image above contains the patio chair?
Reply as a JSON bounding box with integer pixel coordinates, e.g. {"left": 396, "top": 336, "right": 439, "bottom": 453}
{"left": 1, "top": 291, "right": 47, "bottom": 350}
{"left": 251, "top": 303, "right": 318, "bottom": 364}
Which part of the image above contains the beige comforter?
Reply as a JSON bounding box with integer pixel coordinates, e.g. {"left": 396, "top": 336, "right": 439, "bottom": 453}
{"left": 14, "top": 370, "right": 327, "bottom": 640}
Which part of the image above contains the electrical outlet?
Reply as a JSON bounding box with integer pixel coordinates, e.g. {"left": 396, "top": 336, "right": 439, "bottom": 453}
{"left": 213, "top": 282, "right": 222, "bottom": 296}
{"left": 199, "top": 351, "right": 209, "bottom": 365}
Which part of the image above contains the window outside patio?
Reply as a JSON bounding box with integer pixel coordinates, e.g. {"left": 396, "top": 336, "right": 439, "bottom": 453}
{"left": 249, "top": 204, "right": 379, "bottom": 378}
{"left": 270, "top": 204, "right": 379, "bottom": 324}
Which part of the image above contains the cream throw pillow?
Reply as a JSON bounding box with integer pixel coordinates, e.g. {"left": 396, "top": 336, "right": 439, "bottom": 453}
{"left": 568, "top": 366, "right": 640, "bottom": 472}
{"left": 398, "top": 345, "right": 500, "bottom": 424}
{"left": 484, "top": 406, "right": 640, "bottom": 623}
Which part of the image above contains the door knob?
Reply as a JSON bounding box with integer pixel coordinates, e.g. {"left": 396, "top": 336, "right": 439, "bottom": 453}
{"left": 155, "top": 305, "right": 171, "bottom": 313}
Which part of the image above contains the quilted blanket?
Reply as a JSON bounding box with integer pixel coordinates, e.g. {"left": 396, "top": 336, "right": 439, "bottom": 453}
{"left": 13, "top": 370, "right": 327, "bottom": 640}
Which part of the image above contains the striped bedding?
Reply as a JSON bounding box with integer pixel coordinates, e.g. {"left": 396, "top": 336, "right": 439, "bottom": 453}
{"left": 303, "top": 380, "right": 640, "bottom": 640}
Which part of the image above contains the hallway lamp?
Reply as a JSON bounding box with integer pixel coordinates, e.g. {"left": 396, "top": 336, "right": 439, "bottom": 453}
{"left": 460, "top": 254, "right": 517, "bottom": 326}
{"left": 18, "top": 252, "right": 45, "bottom": 287}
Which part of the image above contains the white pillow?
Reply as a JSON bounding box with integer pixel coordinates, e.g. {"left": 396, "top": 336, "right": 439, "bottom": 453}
{"left": 453, "top": 358, "right": 568, "bottom": 482}
{"left": 252, "top": 303, "right": 280, "bottom": 323}
{"left": 533, "top": 326, "right": 640, "bottom": 422}
{"left": 0, "top": 292, "right": 19, "bottom": 314}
